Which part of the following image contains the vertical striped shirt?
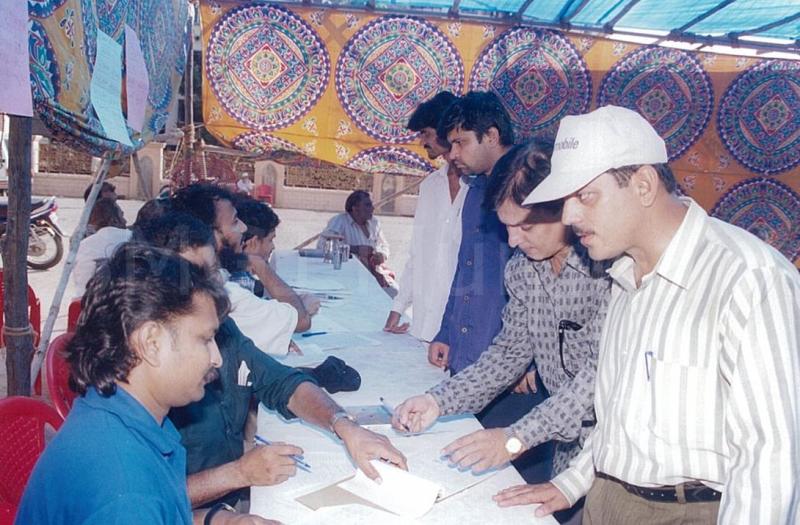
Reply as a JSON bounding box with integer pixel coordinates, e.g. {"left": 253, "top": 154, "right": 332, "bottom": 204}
{"left": 552, "top": 199, "right": 800, "bottom": 524}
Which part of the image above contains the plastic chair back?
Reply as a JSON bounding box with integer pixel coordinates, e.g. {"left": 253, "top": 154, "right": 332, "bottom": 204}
{"left": 67, "top": 298, "right": 82, "bottom": 333}
{"left": 45, "top": 333, "right": 77, "bottom": 420}
{"left": 255, "top": 184, "right": 274, "bottom": 204}
{"left": 0, "top": 396, "right": 63, "bottom": 524}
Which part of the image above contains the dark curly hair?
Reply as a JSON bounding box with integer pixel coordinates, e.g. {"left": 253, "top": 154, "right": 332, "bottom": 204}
{"left": 484, "top": 139, "right": 559, "bottom": 216}
{"left": 137, "top": 211, "right": 214, "bottom": 254}
{"left": 172, "top": 183, "right": 236, "bottom": 227}
{"left": 345, "top": 190, "right": 370, "bottom": 213}
{"left": 437, "top": 91, "right": 515, "bottom": 147}
{"left": 67, "top": 243, "right": 230, "bottom": 396}
{"left": 233, "top": 195, "right": 280, "bottom": 243}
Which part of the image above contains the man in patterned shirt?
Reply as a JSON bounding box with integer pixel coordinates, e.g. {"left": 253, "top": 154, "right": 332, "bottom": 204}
{"left": 393, "top": 140, "right": 611, "bottom": 488}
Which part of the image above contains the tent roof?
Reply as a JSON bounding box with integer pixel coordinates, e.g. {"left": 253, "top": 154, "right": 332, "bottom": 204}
{"left": 272, "top": 0, "right": 800, "bottom": 54}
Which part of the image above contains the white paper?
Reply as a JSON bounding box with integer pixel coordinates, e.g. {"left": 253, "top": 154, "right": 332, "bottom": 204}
{"left": 91, "top": 30, "right": 133, "bottom": 146}
{"left": 124, "top": 25, "right": 150, "bottom": 132}
{"left": 0, "top": 0, "right": 33, "bottom": 116}
{"left": 338, "top": 460, "right": 441, "bottom": 519}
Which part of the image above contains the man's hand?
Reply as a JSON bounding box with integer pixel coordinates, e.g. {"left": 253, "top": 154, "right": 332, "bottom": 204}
{"left": 428, "top": 342, "right": 450, "bottom": 369}
{"left": 493, "top": 482, "right": 571, "bottom": 517}
{"left": 288, "top": 340, "right": 303, "bottom": 355}
{"left": 299, "top": 294, "right": 321, "bottom": 316}
{"left": 512, "top": 370, "right": 538, "bottom": 394}
{"left": 369, "top": 252, "right": 386, "bottom": 266}
{"left": 234, "top": 443, "right": 302, "bottom": 486}
{"left": 392, "top": 393, "right": 440, "bottom": 434}
{"left": 442, "top": 428, "right": 515, "bottom": 473}
{"left": 384, "top": 311, "right": 410, "bottom": 334}
{"left": 334, "top": 420, "right": 408, "bottom": 482}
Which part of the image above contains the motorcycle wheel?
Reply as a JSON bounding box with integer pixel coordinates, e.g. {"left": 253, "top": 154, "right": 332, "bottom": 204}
{"left": 27, "top": 224, "right": 64, "bottom": 270}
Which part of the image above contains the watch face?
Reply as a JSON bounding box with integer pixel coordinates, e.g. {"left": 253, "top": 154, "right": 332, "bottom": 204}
{"left": 505, "top": 437, "right": 523, "bottom": 455}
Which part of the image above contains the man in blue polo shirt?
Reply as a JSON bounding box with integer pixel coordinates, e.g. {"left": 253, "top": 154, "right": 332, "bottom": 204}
{"left": 15, "top": 244, "right": 263, "bottom": 524}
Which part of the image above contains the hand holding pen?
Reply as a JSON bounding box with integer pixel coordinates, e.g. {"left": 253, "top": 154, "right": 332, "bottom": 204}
{"left": 237, "top": 436, "right": 309, "bottom": 486}
{"left": 387, "top": 394, "right": 441, "bottom": 434}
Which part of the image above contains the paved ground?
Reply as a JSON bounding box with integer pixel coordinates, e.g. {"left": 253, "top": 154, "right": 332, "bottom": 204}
{"left": 1, "top": 197, "right": 414, "bottom": 397}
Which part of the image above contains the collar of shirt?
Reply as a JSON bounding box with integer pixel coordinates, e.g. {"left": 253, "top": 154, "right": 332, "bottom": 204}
{"left": 608, "top": 198, "right": 705, "bottom": 293}
{"left": 344, "top": 212, "right": 377, "bottom": 231}
{"left": 81, "top": 386, "right": 182, "bottom": 457}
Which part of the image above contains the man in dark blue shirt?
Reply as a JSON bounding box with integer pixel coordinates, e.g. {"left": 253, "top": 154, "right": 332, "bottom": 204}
{"left": 430, "top": 92, "right": 552, "bottom": 483}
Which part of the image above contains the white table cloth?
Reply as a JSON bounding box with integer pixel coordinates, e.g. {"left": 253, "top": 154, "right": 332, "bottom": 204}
{"left": 251, "top": 251, "right": 557, "bottom": 525}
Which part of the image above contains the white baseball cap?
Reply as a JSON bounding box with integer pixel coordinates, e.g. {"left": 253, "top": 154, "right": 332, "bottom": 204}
{"left": 522, "top": 105, "right": 668, "bottom": 205}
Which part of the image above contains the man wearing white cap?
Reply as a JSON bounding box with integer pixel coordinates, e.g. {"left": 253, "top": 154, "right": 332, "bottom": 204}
{"left": 493, "top": 105, "right": 800, "bottom": 524}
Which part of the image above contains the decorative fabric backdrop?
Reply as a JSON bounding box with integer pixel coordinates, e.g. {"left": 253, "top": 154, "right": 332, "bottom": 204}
{"left": 28, "top": 0, "right": 190, "bottom": 156}
{"left": 201, "top": 1, "right": 800, "bottom": 264}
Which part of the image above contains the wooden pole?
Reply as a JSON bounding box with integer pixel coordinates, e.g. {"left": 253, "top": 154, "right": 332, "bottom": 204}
{"left": 29, "top": 156, "right": 113, "bottom": 383}
{"left": 3, "top": 115, "right": 34, "bottom": 396}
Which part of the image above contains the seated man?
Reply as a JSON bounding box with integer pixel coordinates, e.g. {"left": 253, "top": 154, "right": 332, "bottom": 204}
{"left": 229, "top": 195, "right": 320, "bottom": 316}
{"left": 140, "top": 212, "right": 407, "bottom": 509}
{"left": 14, "top": 243, "right": 257, "bottom": 524}
{"left": 318, "top": 190, "right": 395, "bottom": 294}
{"left": 71, "top": 197, "right": 131, "bottom": 296}
{"left": 394, "top": 141, "right": 610, "bottom": 512}
{"left": 172, "top": 184, "right": 312, "bottom": 356}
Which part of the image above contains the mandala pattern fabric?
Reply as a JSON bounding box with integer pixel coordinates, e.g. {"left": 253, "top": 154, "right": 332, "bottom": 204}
{"left": 345, "top": 147, "right": 433, "bottom": 177}
{"left": 206, "top": 4, "right": 329, "bottom": 130}
{"left": 200, "top": 2, "right": 800, "bottom": 264}
{"left": 335, "top": 15, "right": 464, "bottom": 143}
{"left": 598, "top": 47, "right": 713, "bottom": 160}
{"left": 717, "top": 60, "right": 800, "bottom": 176}
{"left": 711, "top": 178, "right": 800, "bottom": 262}
{"left": 469, "top": 27, "right": 591, "bottom": 140}
{"left": 27, "top": 0, "right": 190, "bottom": 156}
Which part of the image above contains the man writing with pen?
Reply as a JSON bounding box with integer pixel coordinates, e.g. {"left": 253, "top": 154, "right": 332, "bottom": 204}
{"left": 393, "top": 140, "right": 611, "bottom": 523}
{"left": 138, "top": 208, "right": 407, "bottom": 522}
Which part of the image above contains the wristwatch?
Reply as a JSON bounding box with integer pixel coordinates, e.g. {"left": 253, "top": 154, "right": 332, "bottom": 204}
{"left": 504, "top": 428, "right": 524, "bottom": 456}
{"left": 330, "top": 409, "right": 357, "bottom": 439}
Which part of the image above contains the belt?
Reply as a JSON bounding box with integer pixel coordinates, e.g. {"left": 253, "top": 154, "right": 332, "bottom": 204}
{"left": 596, "top": 472, "right": 722, "bottom": 503}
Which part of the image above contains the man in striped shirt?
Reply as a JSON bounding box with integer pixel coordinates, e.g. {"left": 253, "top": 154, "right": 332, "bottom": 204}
{"left": 494, "top": 105, "right": 800, "bottom": 524}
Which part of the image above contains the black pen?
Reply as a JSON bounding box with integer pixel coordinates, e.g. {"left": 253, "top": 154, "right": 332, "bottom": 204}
{"left": 380, "top": 397, "right": 411, "bottom": 432}
{"left": 301, "top": 331, "right": 328, "bottom": 338}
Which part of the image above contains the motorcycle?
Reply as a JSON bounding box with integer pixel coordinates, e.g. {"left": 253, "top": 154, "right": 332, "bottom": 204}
{"left": 0, "top": 196, "right": 65, "bottom": 270}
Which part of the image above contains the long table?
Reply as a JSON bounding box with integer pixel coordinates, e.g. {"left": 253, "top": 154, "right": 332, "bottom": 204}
{"left": 251, "top": 251, "right": 557, "bottom": 525}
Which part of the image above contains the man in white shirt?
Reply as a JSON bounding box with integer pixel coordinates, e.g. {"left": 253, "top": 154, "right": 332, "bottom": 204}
{"left": 495, "top": 105, "right": 800, "bottom": 524}
{"left": 384, "top": 91, "right": 468, "bottom": 340}
{"left": 173, "top": 184, "right": 311, "bottom": 356}
{"left": 72, "top": 198, "right": 131, "bottom": 296}
{"left": 318, "top": 190, "right": 396, "bottom": 293}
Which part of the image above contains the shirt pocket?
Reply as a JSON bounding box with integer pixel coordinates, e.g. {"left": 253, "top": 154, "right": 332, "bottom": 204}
{"left": 647, "top": 357, "right": 720, "bottom": 450}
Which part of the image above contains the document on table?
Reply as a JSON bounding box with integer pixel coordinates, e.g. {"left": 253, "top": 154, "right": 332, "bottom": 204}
{"left": 338, "top": 460, "right": 442, "bottom": 519}
{"left": 293, "top": 503, "right": 412, "bottom": 525}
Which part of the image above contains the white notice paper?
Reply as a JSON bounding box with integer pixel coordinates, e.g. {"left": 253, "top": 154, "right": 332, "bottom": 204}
{"left": 338, "top": 460, "right": 441, "bottom": 519}
{"left": 124, "top": 25, "right": 150, "bottom": 132}
{"left": 0, "top": 0, "right": 33, "bottom": 116}
{"left": 91, "top": 30, "right": 133, "bottom": 146}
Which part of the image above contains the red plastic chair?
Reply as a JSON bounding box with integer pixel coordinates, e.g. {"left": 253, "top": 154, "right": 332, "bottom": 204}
{"left": 67, "top": 298, "right": 82, "bottom": 333}
{"left": 0, "top": 271, "right": 42, "bottom": 395}
{"left": 45, "top": 333, "right": 77, "bottom": 420}
{"left": 0, "top": 396, "right": 63, "bottom": 525}
{"left": 255, "top": 184, "right": 274, "bottom": 204}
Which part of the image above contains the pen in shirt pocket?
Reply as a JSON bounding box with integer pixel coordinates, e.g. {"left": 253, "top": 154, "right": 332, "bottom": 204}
{"left": 644, "top": 351, "right": 653, "bottom": 381}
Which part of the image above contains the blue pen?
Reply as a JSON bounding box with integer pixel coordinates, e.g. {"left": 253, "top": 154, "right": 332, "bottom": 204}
{"left": 253, "top": 435, "right": 312, "bottom": 472}
{"left": 301, "top": 331, "right": 328, "bottom": 338}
